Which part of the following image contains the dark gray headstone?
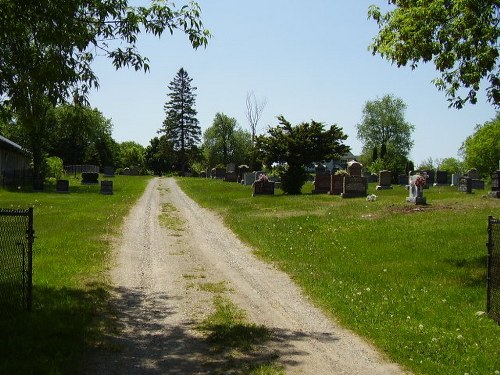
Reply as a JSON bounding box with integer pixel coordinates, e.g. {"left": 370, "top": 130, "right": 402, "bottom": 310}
{"left": 56, "top": 179, "right": 69, "bottom": 193}
{"left": 434, "top": 170, "right": 448, "bottom": 185}
{"left": 100, "top": 180, "right": 113, "bottom": 195}
{"left": 341, "top": 176, "right": 367, "bottom": 198}
{"left": 376, "top": 170, "right": 392, "bottom": 190}
{"left": 458, "top": 176, "right": 472, "bottom": 193}
{"left": 312, "top": 173, "right": 331, "bottom": 194}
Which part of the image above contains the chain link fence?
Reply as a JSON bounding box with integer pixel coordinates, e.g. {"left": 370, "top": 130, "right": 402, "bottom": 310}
{"left": 0, "top": 208, "right": 34, "bottom": 315}
{"left": 487, "top": 216, "right": 500, "bottom": 324}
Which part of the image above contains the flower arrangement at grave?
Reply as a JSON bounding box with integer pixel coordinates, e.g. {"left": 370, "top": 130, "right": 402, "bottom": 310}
{"left": 252, "top": 173, "right": 274, "bottom": 196}
{"left": 414, "top": 174, "right": 426, "bottom": 188}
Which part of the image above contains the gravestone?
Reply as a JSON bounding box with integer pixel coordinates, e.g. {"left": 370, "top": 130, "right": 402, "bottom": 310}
{"left": 312, "top": 173, "right": 331, "bottom": 194}
{"left": 200, "top": 171, "right": 207, "bottom": 178}
{"left": 406, "top": 175, "right": 427, "bottom": 205}
{"left": 424, "top": 170, "right": 435, "bottom": 186}
{"left": 252, "top": 176, "right": 274, "bottom": 196}
{"left": 243, "top": 172, "right": 256, "bottom": 186}
{"left": 56, "top": 179, "right": 69, "bottom": 193}
{"left": 341, "top": 175, "right": 367, "bottom": 198}
{"left": 398, "top": 174, "right": 408, "bottom": 185}
{"left": 458, "top": 176, "right": 472, "bottom": 193}
{"left": 376, "top": 170, "right": 393, "bottom": 190}
{"left": 471, "top": 179, "right": 485, "bottom": 190}
{"left": 238, "top": 165, "right": 250, "bottom": 183}
{"left": 329, "top": 174, "right": 344, "bottom": 195}
{"left": 467, "top": 168, "right": 480, "bottom": 179}
{"left": 226, "top": 163, "right": 236, "bottom": 173}
{"left": 347, "top": 161, "right": 362, "bottom": 177}
{"left": 211, "top": 168, "right": 226, "bottom": 179}
{"left": 81, "top": 172, "right": 99, "bottom": 185}
{"left": 434, "top": 170, "right": 448, "bottom": 186}
{"left": 488, "top": 170, "right": 500, "bottom": 198}
{"left": 100, "top": 180, "right": 113, "bottom": 195}
{"left": 224, "top": 171, "right": 238, "bottom": 182}
{"left": 451, "top": 174, "right": 461, "bottom": 186}
{"left": 103, "top": 166, "right": 115, "bottom": 177}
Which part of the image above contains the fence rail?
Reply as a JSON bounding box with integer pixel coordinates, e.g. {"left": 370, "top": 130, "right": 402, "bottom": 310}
{"left": 0, "top": 208, "right": 34, "bottom": 315}
{"left": 487, "top": 216, "right": 500, "bottom": 324}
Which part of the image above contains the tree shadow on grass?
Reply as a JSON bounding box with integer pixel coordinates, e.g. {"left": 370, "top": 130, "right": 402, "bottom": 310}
{"left": 0, "top": 282, "right": 110, "bottom": 375}
{"left": 443, "top": 255, "right": 488, "bottom": 288}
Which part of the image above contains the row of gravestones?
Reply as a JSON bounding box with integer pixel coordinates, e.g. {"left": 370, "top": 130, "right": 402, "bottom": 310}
{"left": 396, "top": 169, "right": 486, "bottom": 189}
{"left": 312, "top": 161, "right": 368, "bottom": 198}
{"left": 55, "top": 172, "right": 114, "bottom": 194}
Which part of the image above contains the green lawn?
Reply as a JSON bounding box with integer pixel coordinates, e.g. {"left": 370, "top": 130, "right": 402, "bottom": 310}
{"left": 1, "top": 175, "right": 498, "bottom": 374}
{"left": 0, "top": 175, "right": 150, "bottom": 375}
{"left": 177, "top": 177, "right": 500, "bottom": 375}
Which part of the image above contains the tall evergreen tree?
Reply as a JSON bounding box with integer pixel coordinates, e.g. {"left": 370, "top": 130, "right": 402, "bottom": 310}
{"left": 161, "top": 68, "right": 201, "bottom": 175}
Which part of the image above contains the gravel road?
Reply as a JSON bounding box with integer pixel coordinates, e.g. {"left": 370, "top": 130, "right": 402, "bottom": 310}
{"left": 85, "top": 177, "right": 409, "bottom": 374}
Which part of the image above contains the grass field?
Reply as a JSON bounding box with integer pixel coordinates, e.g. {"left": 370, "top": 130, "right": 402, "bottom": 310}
{"left": 0, "top": 176, "right": 150, "bottom": 375}
{"left": 177, "top": 178, "right": 500, "bottom": 375}
{"left": 1, "top": 175, "right": 499, "bottom": 374}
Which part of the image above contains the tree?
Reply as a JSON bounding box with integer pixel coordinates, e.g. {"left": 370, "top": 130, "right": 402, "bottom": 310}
{"left": 145, "top": 136, "right": 174, "bottom": 175}
{"left": 256, "top": 116, "right": 350, "bottom": 194}
{"left": 368, "top": 1, "right": 499, "bottom": 108}
{"left": 356, "top": 94, "right": 414, "bottom": 175}
{"left": 46, "top": 104, "right": 117, "bottom": 168}
{"left": 245, "top": 91, "right": 267, "bottom": 169}
{"left": 117, "top": 141, "right": 145, "bottom": 172}
{"left": 161, "top": 68, "right": 201, "bottom": 175}
{"left": 460, "top": 113, "right": 500, "bottom": 176}
{"left": 439, "top": 157, "right": 464, "bottom": 174}
{"left": 0, "top": 0, "right": 209, "bottom": 187}
{"left": 202, "top": 113, "right": 252, "bottom": 168}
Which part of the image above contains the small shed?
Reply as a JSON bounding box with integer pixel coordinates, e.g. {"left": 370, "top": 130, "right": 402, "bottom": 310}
{"left": 0, "top": 135, "right": 32, "bottom": 187}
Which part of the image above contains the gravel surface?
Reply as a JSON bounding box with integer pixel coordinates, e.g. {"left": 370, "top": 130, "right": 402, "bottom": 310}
{"left": 85, "top": 177, "right": 409, "bottom": 374}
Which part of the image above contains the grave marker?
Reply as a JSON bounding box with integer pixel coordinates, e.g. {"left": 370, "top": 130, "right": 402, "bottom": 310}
{"left": 376, "top": 170, "right": 393, "bottom": 190}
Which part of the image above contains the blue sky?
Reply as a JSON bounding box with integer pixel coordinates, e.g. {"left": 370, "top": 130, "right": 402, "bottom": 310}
{"left": 89, "top": 0, "right": 497, "bottom": 166}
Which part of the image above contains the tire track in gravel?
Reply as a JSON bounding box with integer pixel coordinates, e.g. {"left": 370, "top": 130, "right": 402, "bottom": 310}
{"left": 85, "top": 177, "right": 410, "bottom": 375}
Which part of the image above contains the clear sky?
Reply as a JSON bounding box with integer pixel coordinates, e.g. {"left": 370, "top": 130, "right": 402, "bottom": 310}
{"left": 88, "top": 0, "right": 497, "bottom": 166}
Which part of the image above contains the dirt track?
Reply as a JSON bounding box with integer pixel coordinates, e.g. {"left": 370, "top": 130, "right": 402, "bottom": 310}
{"left": 85, "top": 177, "right": 409, "bottom": 374}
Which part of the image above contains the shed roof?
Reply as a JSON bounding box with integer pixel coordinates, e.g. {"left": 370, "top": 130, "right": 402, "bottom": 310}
{"left": 0, "top": 135, "right": 30, "bottom": 155}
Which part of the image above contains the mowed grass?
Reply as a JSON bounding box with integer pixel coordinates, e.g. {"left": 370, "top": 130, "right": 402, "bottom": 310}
{"left": 177, "top": 177, "right": 500, "bottom": 375}
{"left": 0, "top": 175, "right": 150, "bottom": 375}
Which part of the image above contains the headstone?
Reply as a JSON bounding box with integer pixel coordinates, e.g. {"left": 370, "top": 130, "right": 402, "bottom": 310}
{"left": 450, "top": 174, "right": 461, "bottom": 186}
{"left": 458, "top": 176, "right": 472, "bottom": 193}
{"left": 406, "top": 174, "right": 427, "bottom": 205}
{"left": 434, "top": 170, "right": 448, "bottom": 186}
{"left": 81, "top": 172, "right": 99, "bottom": 184}
{"left": 238, "top": 165, "right": 250, "bottom": 183}
{"left": 200, "top": 171, "right": 207, "bottom": 178}
{"left": 56, "top": 179, "right": 69, "bottom": 193}
{"left": 488, "top": 170, "right": 500, "bottom": 198}
{"left": 341, "top": 175, "right": 367, "bottom": 198}
{"left": 312, "top": 173, "right": 331, "bottom": 194}
{"left": 100, "top": 180, "right": 113, "bottom": 195}
{"left": 211, "top": 167, "right": 226, "bottom": 179}
{"left": 471, "top": 179, "right": 485, "bottom": 190}
{"left": 226, "top": 163, "right": 236, "bottom": 173}
{"left": 252, "top": 175, "right": 274, "bottom": 196}
{"left": 347, "top": 161, "right": 362, "bottom": 177}
{"left": 315, "top": 164, "right": 327, "bottom": 174}
{"left": 103, "top": 166, "right": 115, "bottom": 177}
{"left": 398, "top": 174, "right": 408, "bottom": 185}
{"left": 243, "top": 172, "right": 256, "bottom": 186}
{"left": 329, "top": 174, "right": 344, "bottom": 195}
{"left": 424, "top": 170, "right": 435, "bottom": 186}
{"left": 467, "top": 168, "right": 480, "bottom": 179}
{"left": 224, "top": 171, "right": 238, "bottom": 182}
{"left": 376, "top": 170, "right": 393, "bottom": 190}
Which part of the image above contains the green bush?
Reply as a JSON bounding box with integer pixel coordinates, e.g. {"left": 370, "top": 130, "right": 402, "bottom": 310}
{"left": 46, "top": 156, "right": 64, "bottom": 180}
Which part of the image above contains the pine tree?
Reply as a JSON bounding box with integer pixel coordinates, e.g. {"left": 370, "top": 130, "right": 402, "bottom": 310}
{"left": 161, "top": 68, "right": 201, "bottom": 174}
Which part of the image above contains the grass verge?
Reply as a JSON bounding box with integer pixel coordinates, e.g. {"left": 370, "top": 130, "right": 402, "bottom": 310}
{"left": 177, "top": 177, "right": 500, "bottom": 375}
{"left": 0, "top": 175, "right": 150, "bottom": 374}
